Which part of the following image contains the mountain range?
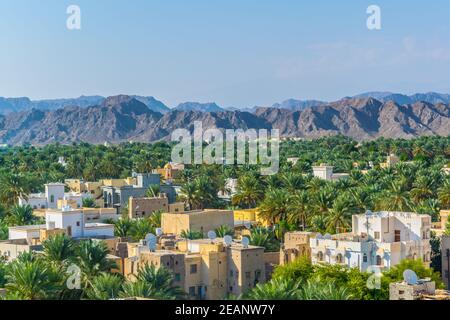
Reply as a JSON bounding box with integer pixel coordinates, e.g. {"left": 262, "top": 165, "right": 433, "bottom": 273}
{"left": 0, "top": 93, "right": 448, "bottom": 145}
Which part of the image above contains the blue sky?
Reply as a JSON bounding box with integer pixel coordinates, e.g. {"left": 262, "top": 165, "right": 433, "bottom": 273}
{"left": 1, "top": 0, "right": 450, "bottom": 108}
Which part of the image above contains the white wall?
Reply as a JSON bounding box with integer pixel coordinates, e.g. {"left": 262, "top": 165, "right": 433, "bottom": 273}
{"left": 46, "top": 211, "right": 84, "bottom": 238}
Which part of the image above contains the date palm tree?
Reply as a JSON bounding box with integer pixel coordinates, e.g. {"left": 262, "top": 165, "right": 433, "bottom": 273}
{"left": 232, "top": 175, "right": 264, "bottom": 209}
{"left": 8, "top": 205, "right": 35, "bottom": 226}
{"left": 42, "top": 234, "right": 76, "bottom": 266}
{"left": 287, "top": 190, "right": 310, "bottom": 230}
{"left": 5, "top": 258, "right": 62, "bottom": 300}
{"left": 245, "top": 278, "right": 301, "bottom": 300}
{"left": 438, "top": 178, "right": 450, "bottom": 209}
{"left": 76, "top": 240, "right": 115, "bottom": 290}
{"left": 259, "top": 189, "right": 289, "bottom": 225}
{"left": 133, "top": 264, "right": 184, "bottom": 299}
{"left": 0, "top": 173, "right": 30, "bottom": 207}
{"left": 85, "top": 273, "right": 123, "bottom": 300}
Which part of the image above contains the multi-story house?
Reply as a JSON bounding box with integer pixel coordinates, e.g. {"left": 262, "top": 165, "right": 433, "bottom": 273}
{"left": 310, "top": 211, "right": 432, "bottom": 271}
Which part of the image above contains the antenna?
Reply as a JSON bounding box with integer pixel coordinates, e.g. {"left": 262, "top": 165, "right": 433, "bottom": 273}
{"left": 156, "top": 228, "right": 163, "bottom": 237}
{"left": 403, "top": 269, "right": 418, "bottom": 285}
{"left": 207, "top": 230, "right": 217, "bottom": 243}
{"left": 145, "top": 233, "right": 157, "bottom": 252}
{"left": 241, "top": 237, "right": 250, "bottom": 248}
{"left": 223, "top": 235, "right": 233, "bottom": 246}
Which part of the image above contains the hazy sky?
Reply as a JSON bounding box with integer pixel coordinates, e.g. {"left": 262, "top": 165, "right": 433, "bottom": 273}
{"left": 1, "top": 0, "right": 450, "bottom": 108}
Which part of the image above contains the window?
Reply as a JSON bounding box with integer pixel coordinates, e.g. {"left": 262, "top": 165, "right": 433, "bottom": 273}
{"left": 399, "top": 290, "right": 405, "bottom": 295}
{"left": 245, "top": 272, "right": 251, "bottom": 279}
{"left": 76, "top": 221, "right": 81, "bottom": 227}
{"left": 190, "top": 264, "right": 198, "bottom": 274}
{"left": 50, "top": 195, "right": 55, "bottom": 203}
{"left": 174, "top": 273, "right": 181, "bottom": 282}
{"left": 336, "top": 254, "right": 344, "bottom": 264}
{"left": 189, "top": 287, "right": 196, "bottom": 296}
{"left": 374, "top": 232, "right": 380, "bottom": 240}
{"left": 395, "top": 230, "right": 401, "bottom": 242}
{"left": 317, "top": 251, "right": 324, "bottom": 261}
{"left": 363, "top": 253, "right": 368, "bottom": 263}
{"left": 445, "top": 271, "right": 449, "bottom": 279}
{"left": 376, "top": 255, "right": 382, "bottom": 266}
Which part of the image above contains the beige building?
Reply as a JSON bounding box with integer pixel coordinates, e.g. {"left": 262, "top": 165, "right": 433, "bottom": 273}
{"left": 123, "top": 237, "right": 265, "bottom": 300}
{"left": 380, "top": 154, "right": 400, "bottom": 169}
{"left": 128, "top": 196, "right": 185, "bottom": 219}
{"left": 280, "top": 231, "right": 316, "bottom": 265}
{"left": 162, "top": 209, "right": 234, "bottom": 237}
{"left": 389, "top": 279, "right": 436, "bottom": 300}
{"left": 0, "top": 239, "right": 42, "bottom": 261}
{"left": 312, "top": 165, "right": 349, "bottom": 181}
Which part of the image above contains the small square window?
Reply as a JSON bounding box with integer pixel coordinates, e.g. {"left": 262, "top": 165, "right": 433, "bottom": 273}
{"left": 174, "top": 273, "right": 181, "bottom": 282}
{"left": 190, "top": 264, "right": 198, "bottom": 274}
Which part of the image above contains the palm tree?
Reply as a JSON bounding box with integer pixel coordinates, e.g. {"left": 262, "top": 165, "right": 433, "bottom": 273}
{"left": 259, "top": 189, "right": 289, "bottom": 225}
{"left": 411, "top": 175, "right": 435, "bottom": 204}
{"left": 76, "top": 240, "right": 115, "bottom": 290}
{"left": 377, "top": 181, "right": 412, "bottom": 212}
{"left": 287, "top": 190, "right": 310, "bottom": 230}
{"left": 215, "top": 225, "right": 234, "bottom": 237}
{"left": 180, "top": 230, "right": 203, "bottom": 240}
{"left": 232, "top": 175, "right": 264, "bottom": 209}
{"left": 85, "top": 273, "right": 123, "bottom": 300}
{"left": 326, "top": 198, "right": 355, "bottom": 234}
{"left": 148, "top": 210, "right": 163, "bottom": 228}
{"left": 249, "top": 228, "right": 279, "bottom": 251}
{"left": 5, "top": 258, "right": 62, "bottom": 300}
{"left": 146, "top": 184, "right": 161, "bottom": 198}
{"left": 114, "top": 218, "right": 133, "bottom": 238}
{"left": 297, "top": 280, "right": 353, "bottom": 300}
{"left": 280, "top": 172, "right": 304, "bottom": 193}
{"left": 245, "top": 278, "right": 301, "bottom": 300}
{"left": 0, "top": 173, "right": 30, "bottom": 207}
{"left": 42, "top": 234, "right": 76, "bottom": 266}
{"left": 438, "top": 178, "right": 450, "bottom": 209}
{"left": 8, "top": 205, "right": 35, "bottom": 226}
{"left": 179, "top": 181, "right": 197, "bottom": 210}
{"left": 134, "top": 264, "right": 184, "bottom": 299}
{"left": 131, "top": 218, "right": 155, "bottom": 242}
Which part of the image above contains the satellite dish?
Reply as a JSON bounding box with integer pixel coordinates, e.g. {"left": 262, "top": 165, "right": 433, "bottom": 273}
{"left": 316, "top": 233, "right": 323, "bottom": 240}
{"left": 324, "top": 234, "right": 332, "bottom": 240}
{"left": 145, "top": 233, "right": 157, "bottom": 252}
{"left": 207, "top": 231, "right": 217, "bottom": 242}
{"left": 244, "top": 222, "right": 251, "bottom": 230}
{"left": 241, "top": 237, "right": 250, "bottom": 248}
{"left": 156, "top": 228, "right": 163, "bottom": 237}
{"left": 403, "top": 269, "right": 418, "bottom": 285}
{"left": 223, "top": 235, "right": 233, "bottom": 246}
{"left": 366, "top": 210, "right": 373, "bottom": 216}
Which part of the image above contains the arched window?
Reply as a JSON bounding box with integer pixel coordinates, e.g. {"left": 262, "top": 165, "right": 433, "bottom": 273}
{"left": 376, "top": 255, "right": 382, "bottom": 266}
{"left": 317, "top": 251, "right": 324, "bottom": 261}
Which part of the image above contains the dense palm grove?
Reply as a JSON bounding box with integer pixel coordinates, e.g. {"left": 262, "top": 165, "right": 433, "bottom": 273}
{"left": 0, "top": 135, "right": 449, "bottom": 300}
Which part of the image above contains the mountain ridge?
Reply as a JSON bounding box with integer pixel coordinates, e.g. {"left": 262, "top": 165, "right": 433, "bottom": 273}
{"left": 0, "top": 95, "right": 448, "bottom": 145}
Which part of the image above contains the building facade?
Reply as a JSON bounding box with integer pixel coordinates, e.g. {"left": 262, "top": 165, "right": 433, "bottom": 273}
{"left": 161, "top": 209, "right": 234, "bottom": 237}
{"left": 310, "top": 211, "right": 432, "bottom": 271}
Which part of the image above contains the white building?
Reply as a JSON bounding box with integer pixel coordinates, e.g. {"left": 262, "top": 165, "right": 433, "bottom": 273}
{"left": 9, "top": 206, "right": 114, "bottom": 243}
{"left": 218, "top": 178, "right": 238, "bottom": 199}
{"left": 18, "top": 183, "right": 91, "bottom": 209}
{"left": 310, "top": 211, "right": 432, "bottom": 271}
{"left": 312, "top": 165, "right": 349, "bottom": 181}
